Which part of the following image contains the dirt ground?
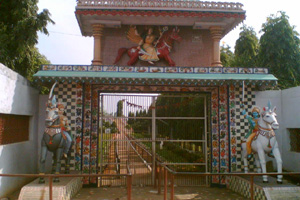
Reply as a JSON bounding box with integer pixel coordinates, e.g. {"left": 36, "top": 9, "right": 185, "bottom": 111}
{"left": 6, "top": 185, "right": 248, "bottom": 200}
{"left": 73, "top": 186, "right": 248, "bottom": 200}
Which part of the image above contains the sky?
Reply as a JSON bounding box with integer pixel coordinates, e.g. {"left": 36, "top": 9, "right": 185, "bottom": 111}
{"left": 37, "top": 0, "right": 300, "bottom": 65}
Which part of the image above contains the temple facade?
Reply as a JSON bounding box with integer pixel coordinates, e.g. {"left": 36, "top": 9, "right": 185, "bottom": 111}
{"left": 34, "top": 0, "right": 277, "bottom": 187}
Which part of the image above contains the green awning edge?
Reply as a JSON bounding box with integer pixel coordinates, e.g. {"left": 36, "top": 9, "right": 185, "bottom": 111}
{"left": 33, "top": 71, "right": 277, "bottom": 81}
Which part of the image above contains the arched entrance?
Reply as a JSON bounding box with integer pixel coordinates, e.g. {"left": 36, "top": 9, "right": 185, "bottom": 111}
{"left": 35, "top": 65, "right": 277, "bottom": 187}
{"left": 97, "top": 92, "right": 209, "bottom": 186}
{"left": 77, "top": 83, "right": 222, "bottom": 186}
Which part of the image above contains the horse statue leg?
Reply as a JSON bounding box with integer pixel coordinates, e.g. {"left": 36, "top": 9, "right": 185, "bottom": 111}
{"left": 257, "top": 148, "right": 268, "bottom": 183}
{"left": 241, "top": 142, "right": 249, "bottom": 173}
{"left": 52, "top": 154, "right": 57, "bottom": 174}
{"left": 127, "top": 48, "right": 139, "bottom": 66}
{"left": 163, "top": 53, "right": 176, "bottom": 67}
{"left": 39, "top": 137, "right": 48, "bottom": 184}
{"left": 65, "top": 141, "right": 74, "bottom": 174}
{"left": 53, "top": 147, "right": 64, "bottom": 182}
{"left": 272, "top": 143, "right": 283, "bottom": 184}
{"left": 114, "top": 48, "right": 128, "bottom": 64}
{"left": 53, "top": 137, "right": 64, "bottom": 182}
{"left": 254, "top": 154, "right": 262, "bottom": 173}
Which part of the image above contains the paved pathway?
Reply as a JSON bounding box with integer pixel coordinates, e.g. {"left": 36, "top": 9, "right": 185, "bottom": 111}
{"left": 101, "top": 118, "right": 151, "bottom": 186}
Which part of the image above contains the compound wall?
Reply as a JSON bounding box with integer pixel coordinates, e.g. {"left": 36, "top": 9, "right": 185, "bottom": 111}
{"left": 0, "top": 64, "right": 39, "bottom": 197}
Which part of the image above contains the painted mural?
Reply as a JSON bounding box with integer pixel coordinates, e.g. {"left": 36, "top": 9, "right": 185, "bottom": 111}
{"left": 114, "top": 26, "right": 182, "bottom": 66}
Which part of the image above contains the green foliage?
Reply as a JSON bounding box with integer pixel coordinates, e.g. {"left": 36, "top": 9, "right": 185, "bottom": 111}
{"left": 101, "top": 120, "right": 118, "bottom": 133}
{"left": 233, "top": 25, "right": 259, "bottom": 67}
{"left": 0, "top": 0, "right": 54, "bottom": 79}
{"left": 116, "top": 100, "right": 123, "bottom": 117}
{"left": 129, "top": 109, "right": 150, "bottom": 134}
{"left": 258, "top": 11, "right": 300, "bottom": 89}
{"left": 110, "top": 121, "right": 118, "bottom": 133}
{"left": 127, "top": 112, "right": 135, "bottom": 125}
{"left": 155, "top": 94, "right": 205, "bottom": 140}
{"left": 220, "top": 44, "right": 234, "bottom": 67}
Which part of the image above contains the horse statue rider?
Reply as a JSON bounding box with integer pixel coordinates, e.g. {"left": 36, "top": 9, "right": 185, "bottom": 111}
{"left": 39, "top": 82, "right": 73, "bottom": 183}
{"left": 241, "top": 104, "right": 274, "bottom": 161}
{"left": 114, "top": 25, "right": 182, "bottom": 66}
{"left": 241, "top": 101, "right": 283, "bottom": 183}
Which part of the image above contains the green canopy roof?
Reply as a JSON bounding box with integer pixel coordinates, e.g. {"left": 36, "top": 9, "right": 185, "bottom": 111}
{"left": 33, "top": 65, "right": 277, "bottom": 87}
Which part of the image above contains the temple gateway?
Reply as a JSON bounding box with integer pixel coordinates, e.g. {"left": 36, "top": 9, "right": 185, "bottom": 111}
{"left": 33, "top": 0, "right": 278, "bottom": 191}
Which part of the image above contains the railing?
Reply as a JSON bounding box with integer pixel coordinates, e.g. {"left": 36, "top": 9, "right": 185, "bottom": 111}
{"left": 0, "top": 165, "right": 133, "bottom": 200}
{"left": 156, "top": 163, "right": 300, "bottom": 200}
{"left": 76, "top": 0, "right": 244, "bottom": 11}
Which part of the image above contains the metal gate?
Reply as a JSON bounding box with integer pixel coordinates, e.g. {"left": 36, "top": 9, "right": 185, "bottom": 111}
{"left": 98, "top": 93, "right": 209, "bottom": 186}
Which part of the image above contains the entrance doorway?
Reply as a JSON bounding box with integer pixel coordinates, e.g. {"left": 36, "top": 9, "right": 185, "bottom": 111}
{"left": 98, "top": 93, "right": 209, "bottom": 186}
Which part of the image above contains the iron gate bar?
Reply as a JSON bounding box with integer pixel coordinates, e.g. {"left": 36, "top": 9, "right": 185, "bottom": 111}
{"left": 151, "top": 96, "right": 156, "bottom": 184}
{"left": 99, "top": 93, "right": 208, "bottom": 186}
{"left": 204, "top": 93, "right": 207, "bottom": 175}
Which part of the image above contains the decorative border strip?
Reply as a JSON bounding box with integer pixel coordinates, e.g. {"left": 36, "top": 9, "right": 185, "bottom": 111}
{"left": 41, "top": 65, "right": 269, "bottom": 75}
{"left": 229, "top": 85, "right": 237, "bottom": 172}
{"left": 82, "top": 83, "right": 92, "bottom": 184}
{"left": 77, "top": 0, "right": 244, "bottom": 11}
{"left": 75, "top": 83, "right": 83, "bottom": 172}
{"left": 210, "top": 87, "right": 219, "bottom": 184}
{"left": 90, "top": 85, "right": 99, "bottom": 184}
{"left": 219, "top": 86, "right": 229, "bottom": 185}
{"left": 75, "top": 10, "right": 245, "bottom": 19}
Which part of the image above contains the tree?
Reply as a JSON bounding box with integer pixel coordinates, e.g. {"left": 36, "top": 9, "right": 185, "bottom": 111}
{"left": 258, "top": 12, "right": 300, "bottom": 89}
{"left": 234, "top": 25, "right": 259, "bottom": 68}
{"left": 0, "top": 1, "right": 54, "bottom": 79}
{"left": 127, "top": 112, "right": 135, "bottom": 126}
{"left": 116, "top": 100, "right": 123, "bottom": 117}
{"left": 220, "top": 44, "right": 234, "bottom": 67}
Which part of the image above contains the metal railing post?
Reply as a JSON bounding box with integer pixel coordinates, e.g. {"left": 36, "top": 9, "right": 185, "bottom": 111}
{"left": 154, "top": 162, "right": 157, "bottom": 188}
{"left": 170, "top": 174, "right": 174, "bottom": 200}
{"left": 127, "top": 175, "right": 132, "bottom": 200}
{"left": 158, "top": 165, "right": 162, "bottom": 194}
{"left": 164, "top": 168, "right": 168, "bottom": 200}
{"left": 49, "top": 176, "right": 53, "bottom": 200}
{"left": 251, "top": 175, "right": 254, "bottom": 200}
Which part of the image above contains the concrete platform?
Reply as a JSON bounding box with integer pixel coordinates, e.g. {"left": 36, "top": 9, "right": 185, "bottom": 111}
{"left": 229, "top": 175, "right": 300, "bottom": 200}
{"left": 18, "top": 174, "right": 82, "bottom": 200}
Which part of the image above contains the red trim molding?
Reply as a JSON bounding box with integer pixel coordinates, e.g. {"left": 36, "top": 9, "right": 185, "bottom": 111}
{"left": 76, "top": 9, "right": 246, "bottom": 19}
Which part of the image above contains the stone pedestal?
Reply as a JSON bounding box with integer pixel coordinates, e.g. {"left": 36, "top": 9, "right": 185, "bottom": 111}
{"left": 18, "top": 174, "right": 82, "bottom": 200}
{"left": 229, "top": 175, "right": 300, "bottom": 200}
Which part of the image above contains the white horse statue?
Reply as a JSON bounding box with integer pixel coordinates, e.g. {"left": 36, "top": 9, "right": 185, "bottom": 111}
{"left": 242, "top": 101, "right": 282, "bottom": 183}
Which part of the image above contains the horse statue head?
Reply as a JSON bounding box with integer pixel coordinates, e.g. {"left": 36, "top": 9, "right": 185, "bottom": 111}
{"left": 45, "top": 82, "right": 59, "bottom": 127}
{"left": 261, "top": 101, "right": 279, "bottom": 130}
{"left": 156, "top": 26, "right": 182, "bottom": 49}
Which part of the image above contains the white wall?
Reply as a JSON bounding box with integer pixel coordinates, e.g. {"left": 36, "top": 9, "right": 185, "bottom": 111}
{"left": 255, "top": 87, "right": 300, "bottom": 172}
{"left": 0, "top": 64, "right": 39, "bottom": 197}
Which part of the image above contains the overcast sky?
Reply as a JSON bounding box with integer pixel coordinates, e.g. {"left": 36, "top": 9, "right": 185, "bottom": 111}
{"left": 37, "top": 0, "right": 300, "bottom": 65}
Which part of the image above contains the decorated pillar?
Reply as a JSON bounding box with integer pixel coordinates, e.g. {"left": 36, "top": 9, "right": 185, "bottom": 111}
{"left": 92, "top": 24, "right": 104, "bottom": 65}
{"left": 210, "top": 26, "right": 223, "bottom": 67}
